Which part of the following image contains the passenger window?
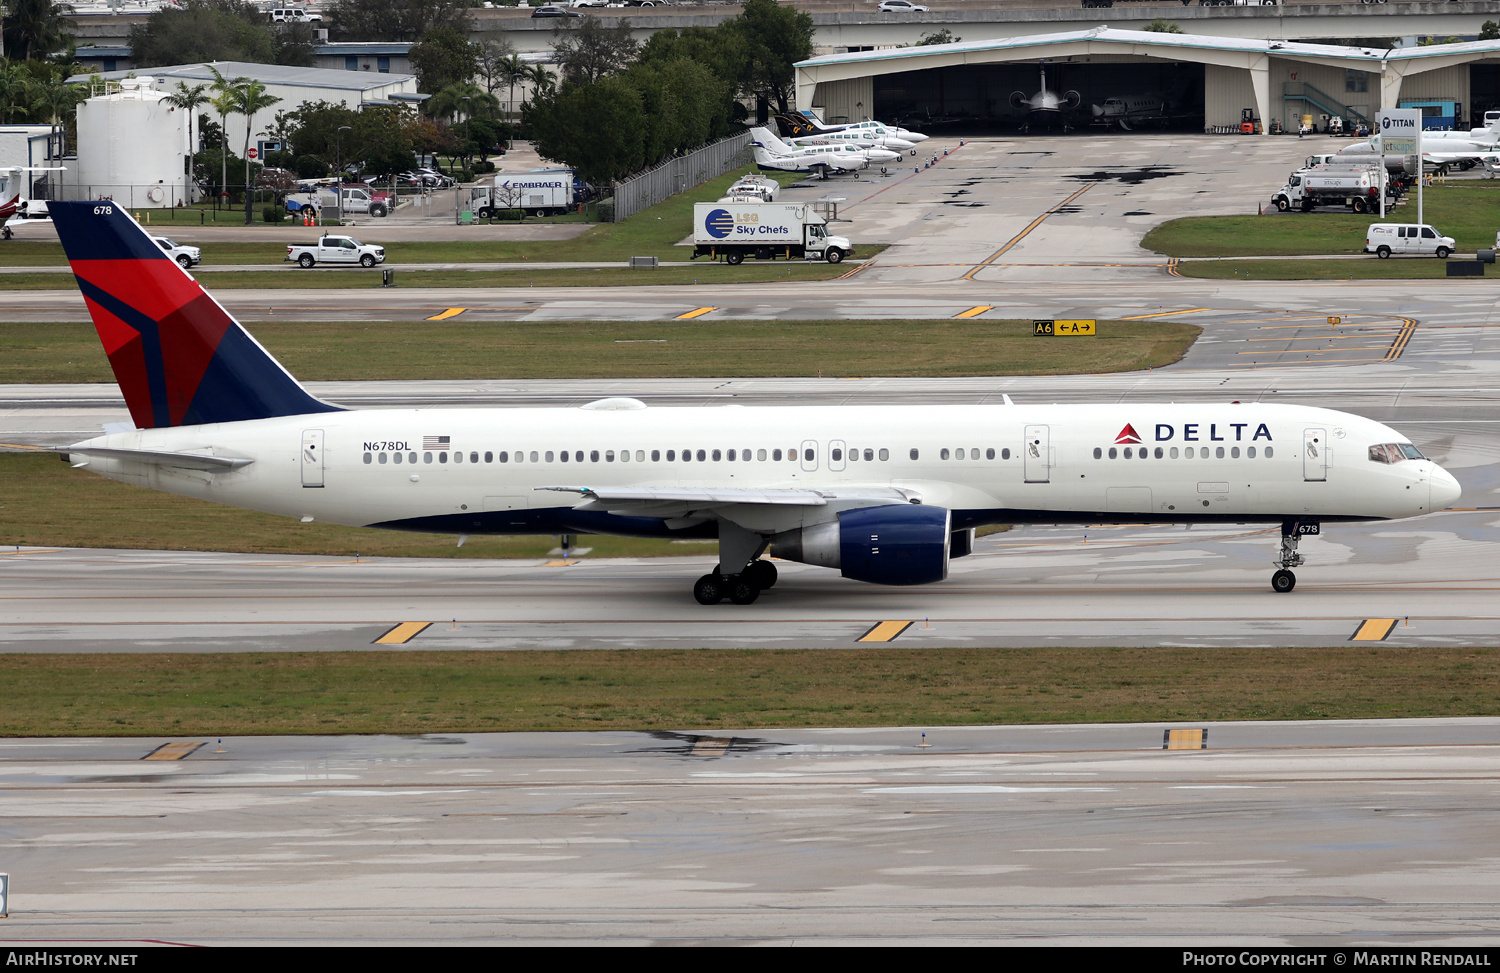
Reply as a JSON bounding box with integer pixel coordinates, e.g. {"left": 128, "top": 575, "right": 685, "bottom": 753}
{"left": 575, "top": 451, "right": 583, "bottom": 463}
{"left": 865, "top": 449, "right": 874, "bottom": 461}
{"left": 697, "top": 449, "right": 707, "bottom": 462}
{"left": 940, "top": 448, "right": 950, "bottom": 460}
{"left": 1422, "top": 227, "right": 1435, "bottom": 239}
{"left": 1000, "top": 448, "right": 1009, "bottom": 460}
{"left": 727, "top": 449, "right": 736, "bottom": 461}
{"left": 1094, "top": 447, "right": 1102, "bottom": 459}
{"left": 424, "top": 452, "right": 433, "bottom": 464}
{"left": 363, "top": 452, "right": 372, "bottom": 464}
{"left": 605, "top": 451, "right": 614, "bottom": 462}
{"left": 986, "top": 448, "right": 994, "bottom": 460}
{"left": 712, "top": 449, "right": 722, "bottom": 461}
{"left": 454, "top": 452, "right": 463, "bottom": 464}
{"left": 1123, "top": 447, "right": 1132, "bottom": 459}
{"left": 1185, "top": 447, "right": 1194, "bottom": 459}
{"left": 529, "top": 451, "right": 539, "bottom": 463}
{"left": 910, "top": 448, "right": 919, "bottom": 460}
{"left": 497, "top": 451, "right": 506, "bottom": 463}
{"left": 1265, "top": 447, "right": 1274, "bottom": 458}
{"left": 394, "top": 452, "right": 403, "bottom": 464}
{"left": 1231, "top": 447, "right": 1240, "bottom": 459}
{"left": 666, "top": 450, "right": 675, "bottom": 461}
{"left": 484, "top": 451, "right": 492, "bottom": 463}
{"left": 408, "top": 452, "right": 417, "bottom": 464}
{"left": 831, "top": 448, "right": 842, "bottom": 462}
{"left": 378, "top": 452, "right": 387, "bottom": 464}
{"left": 440, "top": 452, "right": 449, "bottom": 464}
{"left": 758, "top": 449, "right": 768, "bottom": 461}
{"left": 652, "top": 450, "right": 661, "bottom": 462}
{"left": 545, "top": 451, "right": 554, "bottom": 462}
{"left": 591, "top": 450, "right": 600, "bottom": 462}
{"left": 560, "top": 450, "right": 569, "bottom": 463}
{"left": 879, "top": 448, "right": 888, "bottom": 461}
{"left": 955, "top": 448, "right": 965, "bottom": 460}
{"left": 636, "top": 450, "right": 646, "bottom": 462}
{"left": 1170, "top": 447, "right": 1179, "bottom": 459}
{"left": 773, "top": 449, "right": 782, "bottom": 461}
{"left": 1216, "top": 446, "right": 1225, "bottom": 459}
{"left": 1247, "top": 447, "right": 1255, "bottom": 459}
{"left": 1154, "top": 447, "right": 1163, "bottom": 459}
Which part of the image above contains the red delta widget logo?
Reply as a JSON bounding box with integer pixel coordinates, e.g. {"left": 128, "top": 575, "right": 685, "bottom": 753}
{"left": 1116, "top": 422, "right": 1273, "bottom": 444}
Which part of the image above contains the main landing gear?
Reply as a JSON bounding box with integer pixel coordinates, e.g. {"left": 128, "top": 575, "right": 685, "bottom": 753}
{"left": 693, "top": 520, "right": 776, "bottom": 605}
{"left": 694, "top": 560, "right": 778, "bottom": 606}
{"left": 1272, "top": 520, "right": 1317, "bottom": 593}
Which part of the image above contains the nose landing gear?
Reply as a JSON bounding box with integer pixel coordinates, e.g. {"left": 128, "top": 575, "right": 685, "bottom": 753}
{"left": 1272, "top": 520, "right": 1318, "bottom": 593}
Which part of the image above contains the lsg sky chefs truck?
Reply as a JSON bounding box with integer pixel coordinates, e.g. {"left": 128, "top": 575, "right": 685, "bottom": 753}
{"left": 690, "top": 201, "right": 853, "bottom": 264}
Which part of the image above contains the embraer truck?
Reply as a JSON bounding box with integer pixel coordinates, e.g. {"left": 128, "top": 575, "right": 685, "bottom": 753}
{"left": 690, "top": 201, "right": 853, "bottom": 264}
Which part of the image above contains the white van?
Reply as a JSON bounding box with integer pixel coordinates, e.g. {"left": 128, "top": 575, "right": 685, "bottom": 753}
{"left": 1365, "top": 223, "right": 1455, "bottom": 259}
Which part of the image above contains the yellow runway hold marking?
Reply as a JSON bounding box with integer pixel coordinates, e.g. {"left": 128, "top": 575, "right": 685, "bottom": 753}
{"left": 1350, "top": 618, "right": 1399, "bottom": 642}
{"left": 543, "top": 559, "right": 580, "bottom": 567}
{"left": 143, "top": 741, "right": 205, "bottom": 761}
{"left": 374, "top": 621, "right": 430, "bottom": 645}
{"left": 1386, "top": 319, "right": 1418, "bottom": 360}
{"left": 857, "top": 620, "right": 913, "bottom": 643}
{"left": 1119, "top": 307, "right": 1209, "bottom": 320}
{"left": 954, "top": 305, "right": 995, "bottom": 319}
{"left": 425, "top": 307, "right": 468, "bottom": 321}
{"left": 1163, "top": 729, "right": 1208, "bottom": 750}
{"left": 676, "top": 306, "right": 717, "bottom": 320}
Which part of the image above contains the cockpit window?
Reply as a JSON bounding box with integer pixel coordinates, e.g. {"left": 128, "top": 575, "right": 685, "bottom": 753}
{"left": 1369, "top": 443, "right": 1424, "bottom": 464}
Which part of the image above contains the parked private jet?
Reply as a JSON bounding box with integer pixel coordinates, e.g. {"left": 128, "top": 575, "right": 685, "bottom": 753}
{"left": 47, "top": 202, "right": 1462, "bottom": 603}
{"left": 1011, "top": 63, "right": 1081, "bottom": 132}
{"left": 778, "top": 111, "right": 929, "bottom": 145}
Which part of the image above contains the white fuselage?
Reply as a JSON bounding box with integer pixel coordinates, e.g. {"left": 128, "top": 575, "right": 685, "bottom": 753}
{"left": 68, "top": 402, "right": 1457, "bottom": 537}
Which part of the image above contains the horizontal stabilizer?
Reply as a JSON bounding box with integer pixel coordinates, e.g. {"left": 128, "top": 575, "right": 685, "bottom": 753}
{"left": 58, "top": 445, "right": 253, "bottom": 471}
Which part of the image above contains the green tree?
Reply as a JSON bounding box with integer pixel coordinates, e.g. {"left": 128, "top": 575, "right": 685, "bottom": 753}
{"left": 325, "top": 0, "right": 473, "bottom": 43}
{"left": 524, "top": 75, "right": 644, "bottom": 184}
{"left": 552, "top": 15, "right": 639, "bottom": 87}
{"left": 129, "top": 0, "right": 278, "bottom": 68}
{"left": 207, "top": 66, "right": 250, "bottom": 208}
{"left": 0, "top": 60, "right": 35, "bottom": 123}
{"left": 637, "top": 26, "right": 749, "bottom": 90}
{"left": 164, "top": 81, "right": 210, "bottom": 200}
{"left": 1143, "top": 20, "right": 1183, "bottom": 34}
{"left": 409, "top": 26, "right": 478, "bottom": 94}
{"left": 2, "top": 0, "right": 74, "bottom": 61}
{"left": 726, "top": 0, "right": 812, "bottom": 114}
{"left": 284, "top": 100, "right": 417, "bottom": 177}
{"left": 918, "top": 29, "right": 960, "bottom": 46}
{"left": 1482, "top": 21, "right": 1500, "bottom": 41}
{"left": 232, "top": 80, "right": 281, "bottom": 224}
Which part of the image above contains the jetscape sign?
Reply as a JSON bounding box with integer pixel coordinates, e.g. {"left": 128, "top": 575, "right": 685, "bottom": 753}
{"left": 1378, "top": 109, "right": 1422, "bottom": 156}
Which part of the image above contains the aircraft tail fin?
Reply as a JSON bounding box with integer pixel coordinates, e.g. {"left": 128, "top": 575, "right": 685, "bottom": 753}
{"left": 48, "top": 201, "right": 341, "bottom": 430}
{"left": 749, "top": 126, "right": 791, "bottom": 154}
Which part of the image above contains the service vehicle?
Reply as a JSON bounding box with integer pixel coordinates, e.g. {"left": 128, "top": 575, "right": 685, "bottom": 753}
{"left": 285, "top": 235, "right": 386, "bottom": 268}
{"left": 1271, "top": 166, "right": 1384, "bottom": 213}
{"left": 721, "top": 174, "right": 779, "bottom": 202}
{"left": 690, "top": 201, "right": 853, "bottom": 265}
{"left": 269, "top": 7, "right": 320, "bottom": 22}
{"left": 469, "top": 169, "right": 576, "bottom": 218}
{"left": 152, "top": 236, "right": 201, "bottom": 268}
{"left": 878, "top": 0, "right": 928, "bottom": 10}
{"left": 286, "top": 185, "right": 389, "bottom": 218}
{"left": 1365, "top": 223, "right": 1455, "bottom": 259}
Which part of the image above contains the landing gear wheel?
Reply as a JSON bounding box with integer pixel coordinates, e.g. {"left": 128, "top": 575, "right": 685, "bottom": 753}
{"left": 744, "top": 560, "right": 777, "bottom": 590}
{"left": 1271, "top": 569, "right": 1297, "bottom": 593}
{"left": 725, "top": 251, "right": 743, "bottom": 265}
{"left": 693, "top": 573, "right": 725, "bottom": 605}
{"left": 727, "top": 577, "right": 761, "bottom": 605}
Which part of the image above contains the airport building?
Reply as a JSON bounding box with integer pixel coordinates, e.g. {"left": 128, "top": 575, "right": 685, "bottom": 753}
{"left": 794, "top": 27, "right": 1500, "bottom": 135}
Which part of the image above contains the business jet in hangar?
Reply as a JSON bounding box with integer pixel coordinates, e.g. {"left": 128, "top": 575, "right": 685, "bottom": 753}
{"left": 47, "top": 202, "right": 1461, "bottom": 604}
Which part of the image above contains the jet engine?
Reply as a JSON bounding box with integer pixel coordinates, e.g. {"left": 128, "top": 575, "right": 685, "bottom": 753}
{"left": 769, "top": 505, "right": 953, "bottom": 586}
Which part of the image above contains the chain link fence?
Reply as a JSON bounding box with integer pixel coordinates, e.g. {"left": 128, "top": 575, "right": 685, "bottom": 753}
{"left": 609, "top": 132, "right": 752, "bottom": 222}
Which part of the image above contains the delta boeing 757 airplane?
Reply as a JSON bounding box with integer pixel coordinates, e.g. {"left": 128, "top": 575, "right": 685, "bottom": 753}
{"left": 48, "top": 202, "right": 1460, "bottom": 604}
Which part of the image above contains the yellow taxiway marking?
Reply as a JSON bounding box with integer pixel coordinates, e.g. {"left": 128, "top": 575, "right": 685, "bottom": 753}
{"left": 543, "top": 559, "right": 580, "bottom": 567}
{"left": 1350, "top": 618, "right": 1399, "bottom": 642}
{"left": 1165, "top": 257, "right": 1183, "bottom": 277}
{"left": 0, "top": 549, "right": 61, "bottom": 556}
{"left": 857, "top": 620, "right": 914, "bottom": 643}
{"left": 1163, "top": 728, "right": 1208, "bottom": 750}
{"left": 961, "top": 183, "right": 1095, "bottom": 281}
{"left": 374, "top": 621, "right": 430, "bottom": 645}
{"left": 1386, "top": 319, "right": 1418, "bottom": 360}
{"left": 676, "top": 306, "right": 717, "bottom": 320}
{"left": 954, "top": 305, "right": 995, "bottom": 319}
{"left": 143, "top": 741, "right": 205, "bottom": 761}
{"left": 0, "top": 443, "right": 47, "bottom": 451}
{"left": 425, "top": 307, "right": 468, "bottom": 321}
{"left": 1119, "top": 307, "right": 1210, "bottom": 320}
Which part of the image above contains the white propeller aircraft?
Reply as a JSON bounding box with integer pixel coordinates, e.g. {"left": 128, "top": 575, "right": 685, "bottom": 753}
{"left": 778, "top": 111, "right": 929, "bottom": 145}
{"left": 789, "top": 126, "right": 919, "bottom": 155}
{"left": 45, "top": 202, "right": 1462, "bottom": 604}
{"left": 749, "top": 127, "right": 898, "bottom": 177}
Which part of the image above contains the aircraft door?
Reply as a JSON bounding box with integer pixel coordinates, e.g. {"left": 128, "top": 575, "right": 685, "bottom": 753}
{"left": 800, "top": 440, "right": 818, "bottom": 472}
{"left": 1303, "top": 428, "right": 1328, "bottom": 482}
{"left": 828, "top": 439, "right": 847, "bottom": 472}
{"left": 301, "top": 428, "right": 325, "bottom": 488}
{"left": 1023, "top": 424, "right": 1050, "bottom": 483}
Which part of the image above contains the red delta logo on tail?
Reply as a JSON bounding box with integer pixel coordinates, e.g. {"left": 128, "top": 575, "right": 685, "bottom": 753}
{"left": 1114, "top": 423, "right": 1142, "bottom": 445}
{"left": 48, "top": 201, "right": 339, "bottom": 429}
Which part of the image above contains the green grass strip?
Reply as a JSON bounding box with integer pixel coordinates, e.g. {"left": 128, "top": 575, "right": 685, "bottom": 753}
{"left": 0, "top": 646, "right": 1496, "bottom": 736}
{"left": 1176, "top": 259, "right": 1487, "bottom": 281}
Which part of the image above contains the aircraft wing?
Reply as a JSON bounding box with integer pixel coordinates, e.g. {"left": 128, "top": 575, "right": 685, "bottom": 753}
{"left": 537, "top": 484, "right": 917, "bottom": 518}
{"left": 59, "top": 446, "right": 253, "bottom": 471}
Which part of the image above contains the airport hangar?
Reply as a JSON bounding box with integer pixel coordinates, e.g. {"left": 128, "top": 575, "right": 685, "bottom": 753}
{"left": 794, "top": 26, "right": 1500, "bottom": 134}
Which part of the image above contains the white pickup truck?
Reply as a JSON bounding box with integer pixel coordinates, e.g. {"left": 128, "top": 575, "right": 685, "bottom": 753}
{"left": 285, "top": 235, "right": 386, "bottom": 268}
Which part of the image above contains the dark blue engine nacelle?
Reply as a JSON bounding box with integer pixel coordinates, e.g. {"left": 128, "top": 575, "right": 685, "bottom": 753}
{"left": 838, "top": 504, "right": 952, "bottom": 586}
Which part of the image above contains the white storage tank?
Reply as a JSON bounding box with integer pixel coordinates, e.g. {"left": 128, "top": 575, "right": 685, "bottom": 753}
{"left": 74, "top": 78, "right": 190, "bottom": 208}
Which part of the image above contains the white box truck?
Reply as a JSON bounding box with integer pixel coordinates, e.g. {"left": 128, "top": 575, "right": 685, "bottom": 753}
{"left": 1271, "top": 166, "right": 1383, "bottom": 213}
{"left": 470, "top": 169, "right": 575, "bottom": 218}
{"left": 690, "top": 201, "right": 853, "bottom": 264}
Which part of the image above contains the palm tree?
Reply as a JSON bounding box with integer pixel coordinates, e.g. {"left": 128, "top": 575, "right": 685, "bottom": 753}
{"left": 28, "top": 73, "right": 86, "bottom": 150}
{"left": 428, "top": 82, "right": 497, "bottom": 125}
{"left": 164, "top": 81, "right": 209, "bottom": 203}
{"left": 521, "top": 64, "right": 555, "bottom": 109}
{"left": 0, "top": 61, "right": 33, "bottom": 124}
{"left": 206, "top": 67, "right": 250, "bottom": 210}
{"left": 2, "top": 0, "right": 74, "bottom": 61}
{"left": 497, "top": 52, "right": 526, "bottom": 123}
{"left": 232, "top": 80, "right": 281, "bottom": 224}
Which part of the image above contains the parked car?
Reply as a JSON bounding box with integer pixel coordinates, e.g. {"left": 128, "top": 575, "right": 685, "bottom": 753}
{"left": 152, "top": 236, "right": 201, "bottom": 269}
{"left": 877, "top": 0, "right": 928, "bottom": 10}
{"left": 1365, "top": 223, "right": 1455, "bottom": 259}
{"left": 269, "top": 7, "right": 320, "bottom": 22}
{"left": 569, "top": 0, "right": 608, "bottom": 6}
{"left": 531, "top": 5, "right": 583, "bottom": 16}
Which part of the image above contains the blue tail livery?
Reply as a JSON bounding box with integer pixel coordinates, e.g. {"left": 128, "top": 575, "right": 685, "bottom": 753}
{"left": 49, "top": 201, "right": 340, "bottom": 429}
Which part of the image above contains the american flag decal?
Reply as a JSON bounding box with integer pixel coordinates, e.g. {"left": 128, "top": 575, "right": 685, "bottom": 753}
{"left": 422, "top": 435, "right": 450, "bottom": 450}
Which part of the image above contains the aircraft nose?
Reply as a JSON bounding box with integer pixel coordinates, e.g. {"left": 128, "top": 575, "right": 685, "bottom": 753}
{"left": 1430, "top": 465, "right": 1462, "bottom": 510}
